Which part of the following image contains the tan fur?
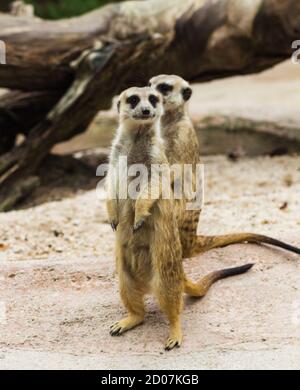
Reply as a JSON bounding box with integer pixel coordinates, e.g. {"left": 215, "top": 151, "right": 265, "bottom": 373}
{"left": 149, "top": 75, "right": 202, "bottom": 257}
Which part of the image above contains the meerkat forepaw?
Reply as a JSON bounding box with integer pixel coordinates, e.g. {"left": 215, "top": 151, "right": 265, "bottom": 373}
{"left": 133, "top": 218, "right": 145, "bottom": 232}
{"left": 106, "top": 200, "right": 119, "bottom": 231}
{"left": 110, "top": 221, "right": 118, "bottom": 231}
{"left": 133, "top": 210, "right": 151, "bottom": 232}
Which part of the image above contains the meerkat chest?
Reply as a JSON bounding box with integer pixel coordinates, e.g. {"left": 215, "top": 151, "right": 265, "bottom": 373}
{"left": 163, "top": 119, "right": 199, "bottom": 165}
{"left": 127, "top": 136, "right": 154, "bottom": 167}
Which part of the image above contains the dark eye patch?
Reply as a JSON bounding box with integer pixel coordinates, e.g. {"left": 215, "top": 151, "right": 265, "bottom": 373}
{"left": 182, "top": 87, "right": 192, "bottom": 101}
{"left": 149, "top": 94, "right": 159, "bottom": 107}
{"left": 157, "top": 83, "right": 173, "bottom": 95}
{"left": 126, "top": 95, "right": 140, "bottom": 108}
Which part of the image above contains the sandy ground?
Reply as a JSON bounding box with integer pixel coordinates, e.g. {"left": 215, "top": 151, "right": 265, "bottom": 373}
{"left": 0, "top": 155, "right": 300, "bottom": 370}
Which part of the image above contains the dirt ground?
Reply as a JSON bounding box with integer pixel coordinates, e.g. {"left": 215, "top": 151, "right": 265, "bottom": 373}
{"left": 0, "top": 154, "right": 300, "bottom": 370}
{"left": 1, "top": 61, "right": 300, "bottom": 370}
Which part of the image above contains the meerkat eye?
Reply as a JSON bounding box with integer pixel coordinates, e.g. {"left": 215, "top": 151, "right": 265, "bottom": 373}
{"left": 182, "top": 87, "right": 192, "bottom": 101}
{"left": 149, "top": 94, "right": 159, "bottom": 107}
{"left": 157, "top": 83, "right": 173, "bottom": 95}
{"left": 126, "top": 95, "right": 140, "bottom": 108}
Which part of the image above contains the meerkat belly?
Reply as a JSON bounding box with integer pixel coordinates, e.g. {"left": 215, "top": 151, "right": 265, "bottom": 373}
{"left": 117, "top": 199, "right": 154, "bottom": 286}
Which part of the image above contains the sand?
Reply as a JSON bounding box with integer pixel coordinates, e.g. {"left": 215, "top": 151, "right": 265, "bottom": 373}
{"left": 0, "top": 154, "right": 300, "bottom": 370}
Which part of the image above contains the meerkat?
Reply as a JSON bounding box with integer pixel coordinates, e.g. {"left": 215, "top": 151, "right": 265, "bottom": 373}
{"left": 148, "top": 74, "right": 300, "bottom": 257}
{"left": 106, "top": 86, "right": 253, "bottom": 350}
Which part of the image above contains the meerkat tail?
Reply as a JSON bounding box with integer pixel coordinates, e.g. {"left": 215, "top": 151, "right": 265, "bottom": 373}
{"left": 185, "top": 233, "right": 300, "bottom": 257}
{"left": 250, "top": 234, "right": 300, "bottom": 254}
{"left": 184, "top": 263, "right": 254, "bottom": 298}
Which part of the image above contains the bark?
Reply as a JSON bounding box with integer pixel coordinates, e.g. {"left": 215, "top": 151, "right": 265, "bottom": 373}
{"left": 1, "top": 0, "right": 299, "bottom": 87}
{"left": 0, "top": 176, "right": 39, "bottom": 212}
{"left": 0, "top": 90, "right": 62, "bottom": 154}
{"left": 0, "top": 0, "right": 299, "bottom": 209}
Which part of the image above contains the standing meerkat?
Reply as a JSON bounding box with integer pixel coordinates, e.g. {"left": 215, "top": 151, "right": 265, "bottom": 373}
{"left": 149, "top": 75, "right": 300, "bottom": 257}
{"left": 106, "top": 86, "right": 254, "bottom": 350}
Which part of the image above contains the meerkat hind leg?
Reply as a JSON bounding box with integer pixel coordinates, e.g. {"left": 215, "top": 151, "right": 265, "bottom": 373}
{"left": 163, "top": 305, "right": 183, "bottom": 351}
{"left": 110, "top": 277, "right": 145, "bottom": 336}
{"left": 157, "top": 287, "right": 183, "bottom": 351}
{"left": 164, "top": 318, "right": 182, "bottom": 351}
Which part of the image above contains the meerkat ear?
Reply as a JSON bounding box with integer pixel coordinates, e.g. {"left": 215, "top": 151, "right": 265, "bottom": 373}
{"left": 182, "top": 87, "right": 192, "bottom": 101}
{"left": 117, "top": 100, "right": 121, "bottom": 113}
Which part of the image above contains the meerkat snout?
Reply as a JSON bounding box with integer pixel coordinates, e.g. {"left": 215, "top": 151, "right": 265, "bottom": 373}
{"left": 117, "top": 87, "right": 163, "bottom": 124}
{"left": 149, "top": 75, "right": 192, "bottom": 110}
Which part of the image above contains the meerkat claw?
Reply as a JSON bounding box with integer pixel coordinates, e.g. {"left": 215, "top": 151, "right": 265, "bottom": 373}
{"left": 111, "top": 222, "right": 118, "bottom": 231}
{"left": 110, "top": 322, "right": 123, "bottom": 336}
{"left": 133, "top": 219, "right": 145, "bottom": 232}
{"left": 164, "top": 338, "right": 181, "bottom": 351}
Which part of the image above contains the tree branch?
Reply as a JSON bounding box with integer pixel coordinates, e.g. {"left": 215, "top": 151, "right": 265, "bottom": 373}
{"left": 0, "top": 64, "right": 73, "bottom": 91}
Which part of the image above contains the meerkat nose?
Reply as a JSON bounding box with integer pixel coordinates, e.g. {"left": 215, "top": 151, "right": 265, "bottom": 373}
{"left": 142, "top": 109, "right": 150, "bottom": 116}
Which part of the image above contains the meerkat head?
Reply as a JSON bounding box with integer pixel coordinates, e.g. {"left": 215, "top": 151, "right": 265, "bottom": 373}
{"left": 148, "top": 75, "right": 192, "bottom": 112}
{"left": 117, "top": 87, "right": 163, "bottom": 126}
